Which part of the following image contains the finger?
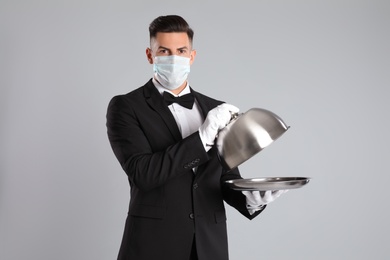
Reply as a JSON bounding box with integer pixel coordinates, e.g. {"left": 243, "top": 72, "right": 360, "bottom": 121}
{"left": 262, "top": 190, "right": 273, "bottom": 203}
{"left": 242, "top": 191, "right": 260, "bottom": 205}
{"left": 242, "top": 191, "right": 251, "bottom": 197}
{"left": 247, "top": 191, "right": 259, "bottom": 205}
{"left": 215, "top": 106, "right": 232, "bottom": 127}
{"left": 251, "top": 190, "right": 262, "bottom": 205}
{"left": 220, "top": 103, "right": 239, "bottom": 113}
{"left": 277, "top": 190, "right": 289, "bottom": 195}
{"left": 271, "top": 190, "right": 285, "bottom": 199}
{"left": 242, "top": 191, "right": 255, "bottom": 204}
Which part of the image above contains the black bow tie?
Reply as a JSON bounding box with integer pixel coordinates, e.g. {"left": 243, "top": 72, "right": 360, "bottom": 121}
{"left": 163, "top": 92, "right": 195, "bottom": 109}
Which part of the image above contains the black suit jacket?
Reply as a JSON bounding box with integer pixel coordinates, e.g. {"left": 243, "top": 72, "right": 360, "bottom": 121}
{"left": 106, "top": 79, "right": 264, "bottom": 260}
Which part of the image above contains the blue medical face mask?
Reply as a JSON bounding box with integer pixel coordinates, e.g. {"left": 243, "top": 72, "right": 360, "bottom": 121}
{"left": 153, "top": 55, "right": 190, "bottom": 90}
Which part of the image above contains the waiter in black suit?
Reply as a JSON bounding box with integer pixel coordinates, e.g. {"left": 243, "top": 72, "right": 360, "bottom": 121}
{"left": 106, "top": 15, "right": 286, "bottom": 260}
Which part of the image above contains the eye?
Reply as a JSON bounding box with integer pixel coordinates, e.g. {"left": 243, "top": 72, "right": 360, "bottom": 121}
{"left": 178, "top": 49, "right": 187, "bottom": 54}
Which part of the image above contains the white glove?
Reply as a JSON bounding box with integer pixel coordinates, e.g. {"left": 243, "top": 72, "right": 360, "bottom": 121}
{"left": 242, "top": 190, "right": 288, "bottom": 214}
{"left": 199, "top": 103, "right": 239, "bottom": 151}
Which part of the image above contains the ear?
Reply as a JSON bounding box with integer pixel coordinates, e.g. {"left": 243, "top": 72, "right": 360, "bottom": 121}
{"left": 190, "top": 49, "right": 197, "bottom": 65}
{"left": 146, "top": 48, "right": 153, "bottom": 64}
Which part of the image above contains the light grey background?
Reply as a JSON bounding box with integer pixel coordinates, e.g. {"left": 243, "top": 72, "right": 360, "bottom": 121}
{"left": 1, "top": 0, "right": 389, "bottom": 259}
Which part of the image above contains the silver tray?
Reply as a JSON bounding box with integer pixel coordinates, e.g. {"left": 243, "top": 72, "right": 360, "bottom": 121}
{"left": 225, "top": 177, "right": 310, "bottom": 191}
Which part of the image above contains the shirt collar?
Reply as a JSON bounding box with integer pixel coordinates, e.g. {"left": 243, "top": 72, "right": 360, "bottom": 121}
{"left": 152, "top": 78, "right": 191, "bottom": 97}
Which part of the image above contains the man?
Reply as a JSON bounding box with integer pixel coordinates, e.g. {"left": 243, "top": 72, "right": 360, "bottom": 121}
{"left": 106, "top": 15, "right": 286, "bottom": 260}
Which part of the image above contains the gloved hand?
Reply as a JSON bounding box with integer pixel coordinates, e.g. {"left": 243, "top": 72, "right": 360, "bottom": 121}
{"left": 242, "top": 190, "right": 288, "bottom": 214}
{"left": 199, "top": 103, "right": 239, "bottom": 150}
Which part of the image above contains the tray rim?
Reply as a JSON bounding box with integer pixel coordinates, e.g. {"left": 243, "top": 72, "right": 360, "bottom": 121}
{"left": 224, "top": 177, "right": 311, "bottom": 191}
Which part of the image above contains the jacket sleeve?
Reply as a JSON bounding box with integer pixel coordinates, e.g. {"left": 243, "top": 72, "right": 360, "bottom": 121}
{"left": 220, "top": 167, "right": 266, "bottom": 220}
{"left": 106, "top": 95, "right": 210, "bottom": 191}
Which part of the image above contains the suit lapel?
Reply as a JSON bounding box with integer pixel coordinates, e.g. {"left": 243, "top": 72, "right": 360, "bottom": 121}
{"left": 191, "top": 89, "right": 212, "bottom": 119}
{"left": 143, "top": 80, "right": 183, "bottom": 142}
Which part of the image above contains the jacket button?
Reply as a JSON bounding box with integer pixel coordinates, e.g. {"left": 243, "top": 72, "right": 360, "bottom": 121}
{"left": 189, "top": 213, "right": 195, "bottom": 219}
{"left": 193, "top": 183, "right": 198, "bottom": 189}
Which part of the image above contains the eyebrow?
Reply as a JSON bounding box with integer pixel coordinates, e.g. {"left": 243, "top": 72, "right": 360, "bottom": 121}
{"left": 158, "top": 46, "right": 189, "bottom": 51}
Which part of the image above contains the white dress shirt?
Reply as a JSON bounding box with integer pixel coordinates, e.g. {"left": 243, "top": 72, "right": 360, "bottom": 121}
{"left": 153, "top": 78, "right": 204, "bottom": 139}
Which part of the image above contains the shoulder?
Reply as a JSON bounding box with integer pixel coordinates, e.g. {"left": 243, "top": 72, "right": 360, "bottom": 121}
{"left": 109, "top": 88, "right": 141, "bottom": 106}
{"left": 108, "top": 79, "right": 153, "bottom": 108}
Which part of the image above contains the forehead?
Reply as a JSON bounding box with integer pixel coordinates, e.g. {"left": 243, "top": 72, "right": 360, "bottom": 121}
{"left": 151, "top": 32, "right": 191, "bottom": 49}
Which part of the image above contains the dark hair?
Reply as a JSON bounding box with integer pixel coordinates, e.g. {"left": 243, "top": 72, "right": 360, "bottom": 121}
{"left": 149, "top": 15, "right": 194, "bottom": 45}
